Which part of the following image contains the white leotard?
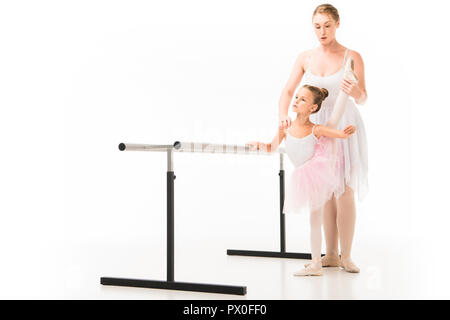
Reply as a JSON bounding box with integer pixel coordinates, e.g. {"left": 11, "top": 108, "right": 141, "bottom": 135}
{"left": 285, "top": 125, "right": 318, "bottom": 167}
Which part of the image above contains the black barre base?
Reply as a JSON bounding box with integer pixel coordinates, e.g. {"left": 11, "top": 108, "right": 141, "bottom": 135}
{"left": 227, "top": 249, "right": 325, "bottom": 259}
{"left": 100, "top": 277, "right": 247, "bottom": 296}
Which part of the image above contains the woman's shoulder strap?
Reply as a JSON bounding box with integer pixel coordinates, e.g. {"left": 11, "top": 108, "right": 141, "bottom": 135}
{"left": 304, "top": 49, "right": 315, "bottom": 72}
{"left": 342, "top": 48, "right": 349, "bottom": 67}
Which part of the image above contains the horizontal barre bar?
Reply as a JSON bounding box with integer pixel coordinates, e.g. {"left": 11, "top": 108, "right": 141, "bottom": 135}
{"left": 118, "top": 142, "right": 286, "bottom": 155}
{"left": 118, "top": 143, "right": 175, "bottom": 152}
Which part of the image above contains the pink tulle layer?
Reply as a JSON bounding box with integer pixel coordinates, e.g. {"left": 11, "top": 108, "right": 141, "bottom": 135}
{"left": 283, "top": 136, "right": 344, "bottom": 215}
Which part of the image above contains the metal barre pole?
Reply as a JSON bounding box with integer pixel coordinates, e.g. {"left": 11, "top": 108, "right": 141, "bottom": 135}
{"left": 118, "top": 141, "right": 286, "bottom": 155}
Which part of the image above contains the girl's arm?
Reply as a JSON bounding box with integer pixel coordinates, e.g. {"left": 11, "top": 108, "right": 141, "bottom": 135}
{"left": 246, "top": 127, "right": 287, "bottom": 152}
{"left": 267, "top": 127, "right": 287, "bottom": 152}
{"left": 315, "top": 124, "right": 356, "bottom": 139}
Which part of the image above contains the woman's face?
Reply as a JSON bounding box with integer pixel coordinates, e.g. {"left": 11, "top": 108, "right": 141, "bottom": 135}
{"left": 312, "top": 13, "right": 339, "bottom": 45}
{"left": 292, "top": 88, "right": 317, "bottom": 114}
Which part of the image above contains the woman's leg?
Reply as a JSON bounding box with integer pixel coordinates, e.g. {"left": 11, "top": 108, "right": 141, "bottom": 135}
{"left": 323, "top": 195, "right": 340, "bottom": 258}
{"left": 294, "top": 207, "right": 323, "bottom": 276}
{"left": 336, "top": 184, "right": 360, "bottom": 273}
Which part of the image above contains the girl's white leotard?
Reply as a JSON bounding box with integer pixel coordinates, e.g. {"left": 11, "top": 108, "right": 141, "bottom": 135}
{"left": 298, "top": 48, "right": 369, "bottom": 201}
{"left": 284, "top": 125, "right": 318, "bottom": 167}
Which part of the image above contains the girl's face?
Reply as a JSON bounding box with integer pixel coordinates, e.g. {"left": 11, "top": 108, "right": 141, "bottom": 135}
{"left": 292, "top": 88, "right": 317, "bottom": 114}
{"left": 312, "top": 13, "right": 339, "bottom": 45}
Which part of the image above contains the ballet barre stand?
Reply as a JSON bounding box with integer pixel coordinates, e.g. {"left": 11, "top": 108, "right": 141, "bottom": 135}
{"left": 100, "top": 141, "right": 315, "bottom": 296}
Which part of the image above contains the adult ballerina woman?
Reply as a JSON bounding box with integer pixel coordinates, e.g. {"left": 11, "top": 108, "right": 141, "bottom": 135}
{"left": 278, "top": 4, "right": 368, "bottom": 273}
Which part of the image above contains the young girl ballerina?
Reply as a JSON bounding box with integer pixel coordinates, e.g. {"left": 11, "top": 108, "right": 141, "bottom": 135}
{"left": 246, "top": 84, "right": 355, "bottom": 276}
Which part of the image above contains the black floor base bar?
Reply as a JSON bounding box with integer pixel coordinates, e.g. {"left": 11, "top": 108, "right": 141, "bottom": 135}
{"left": 100, "top": 277, "right": 246, "bottom": 295}
{"left": 225, "top": 167, "right": 325, "bottom": 262}
{"left": 227, "top": 249, "right": 324, "bottom": 259}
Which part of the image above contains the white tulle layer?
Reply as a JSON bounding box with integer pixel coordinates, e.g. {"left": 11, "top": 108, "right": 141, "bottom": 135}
{"left": 310, "top": 100, "right": 369, "bottom": 202}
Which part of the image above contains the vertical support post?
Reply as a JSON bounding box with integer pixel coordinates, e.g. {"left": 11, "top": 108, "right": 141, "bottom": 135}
{"left": 279, "top": 153, "right": 285, "bottom": 253}
{"left": 167, "top": 149, "right": 175, "bottom": 282}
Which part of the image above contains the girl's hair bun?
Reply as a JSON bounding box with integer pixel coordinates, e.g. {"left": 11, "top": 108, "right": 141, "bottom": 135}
{"left": 300, "top": 84, "right": 328, "bottom": 114}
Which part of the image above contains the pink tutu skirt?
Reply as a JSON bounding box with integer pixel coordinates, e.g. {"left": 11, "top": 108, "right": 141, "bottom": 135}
{"left": 283, "top": 137, "right": 343, "bottom": 215}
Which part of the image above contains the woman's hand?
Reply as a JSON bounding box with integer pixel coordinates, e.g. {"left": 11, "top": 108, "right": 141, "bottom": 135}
{"left": 279, "top": 115, "right": 292, "bottom": 130}
{"left": 341, "top": 78, "right": 362, "bottom": 101}
{"left": 342, "top": 125, "right": 356, "bottom": 138}
{"left": 245, "top": 141, "right": 269, "bottom": 152}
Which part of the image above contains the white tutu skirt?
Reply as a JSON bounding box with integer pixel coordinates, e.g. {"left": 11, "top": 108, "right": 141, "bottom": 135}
{"left": 283, "top": 137, "right": 342, "bottom": 215}
{"left": 310, "top": 100, "right": 369, "bottom": 201}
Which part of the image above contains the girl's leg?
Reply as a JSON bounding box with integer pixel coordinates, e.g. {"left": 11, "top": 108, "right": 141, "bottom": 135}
{"left": 304, "top": 196, "right": 341, "bottom": 268}
{"left": 336, "top": 184, "right": 360, "bottom": 273}
{"left": 309, "top": 207, "right": 324, "bottom": 263}
{"left": 294, "top": 207, "right": 323, "bottom": 276}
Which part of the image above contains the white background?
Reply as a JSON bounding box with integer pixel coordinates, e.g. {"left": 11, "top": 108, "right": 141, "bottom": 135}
{"left": 1, "top": 0, "right": 449, "bottom": 299}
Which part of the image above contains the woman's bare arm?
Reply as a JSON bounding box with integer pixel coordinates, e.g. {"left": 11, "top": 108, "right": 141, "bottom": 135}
{"left": 347, "top": 50, "right": 368, "bottom": 105}
{"left": 278, "top": 50, "right": 311, "bottom": 120}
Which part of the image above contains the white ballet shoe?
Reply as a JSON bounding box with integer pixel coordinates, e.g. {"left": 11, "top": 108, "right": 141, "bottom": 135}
{"left": 340, "top": 258, "right": 360, "bottom": 273}
{"left": 294, "top": 264, "right": 323, "bottom": 276}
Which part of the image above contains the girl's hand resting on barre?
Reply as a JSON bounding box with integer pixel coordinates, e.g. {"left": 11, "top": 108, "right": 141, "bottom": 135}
{"left": 245, "top": 141, "right": 269, "bottom": 152}
{"left": 342, "top": 125, "right": 356, "bottom": 138}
